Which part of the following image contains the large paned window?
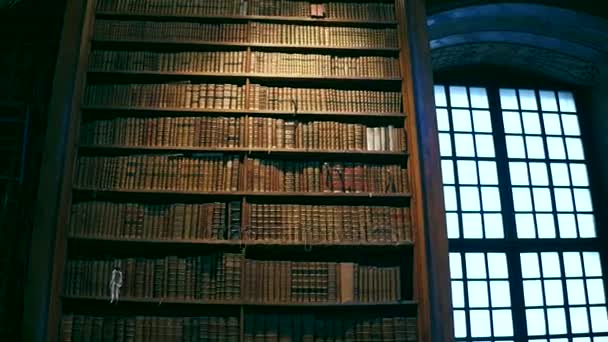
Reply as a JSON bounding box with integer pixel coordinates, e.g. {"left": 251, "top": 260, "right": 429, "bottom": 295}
{"left": 434, "top": 85, "right": 608, "bottom": 341}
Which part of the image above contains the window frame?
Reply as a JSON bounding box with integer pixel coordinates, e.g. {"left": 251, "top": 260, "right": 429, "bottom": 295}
{"left": 433, "top": 74, "right": 608, "bottom": 341}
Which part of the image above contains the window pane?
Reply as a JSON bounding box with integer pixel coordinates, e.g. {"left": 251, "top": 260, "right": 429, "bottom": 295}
{"left": 570, "top": 307, "right": 590, "bottom": 333}
{"left": 529, "top": 163, "right": 549, "bottom": 186}
{"left": 547, "top": 308, "right": 568, "bottom": 334}
{"left": 550, "top": 163, "right": 571, "bottom": 186}
{"left": 449, "top": 86, "right": 469, "bottom": 108}
{"left": 481, "top": 187, "right": 501, "bottom": 211}
{"left": 541, "top": 252, "right": 561, "bottom": 278}
{"left": 436, "top": 108, "right": 450, "bottom": 131}
{"left": 582, "top": 252, "right": 603, "bottom": 277}
{"left": 558, "top": 91, "right": 577, "bottom": 113}
{"left": 536, "top": 214, "right": 556, "bottom": 239}
{"left": 455, "top": 133, "right": 476, "bottom": 157}
{"left": 506, "top": 135, "right": 526, "bottom": 158}
{"left": 521, "top": 253, "right": 541, "bottom": 278}
{"left": 452, "top": 109, "right": 473, "bottom": 132}
{"left": 475, "top": 134, "right": 496, "bottom": 157}
{"left": 570, "top": 163, "right": 589, "bottom": 186}
{"left": 468, "top": 280, "right": 490, "bottom": 307}
{"left": 546, "top": 137, "right": 566, "bottom": 159}
{"left": 503, "top": 111, "right": 522, "bottom": 133}
{"left": 439, "top": 133, "right": 452, "bottom": 156}
{"left": 457, "top": 160, "right": 478, "bottom": 184}
{"left": 472, "top": 110, "right": 492, "bottom": 132}
{"left": 573, "top": 188, "right": 593, "bottom": 212}
{"left": 516, "top": 214, "right": 536, "bottom": 239}
{"left": 554, "top": 188, "right": 574, "bottom": 212}
{"left": 539, "top": 90, "right": 558, "bottom": 112}
{"left": 470, "top": 87, "right": 489, "bottom": 108}
{"left": 532, "top": 187, "right": 553, "bottom": 211}
{"left": 441, "top": 160, "right": 455, "bottom": 184}
{"left": 451, "top": 280, "right": 465, "bottom": 308}
{"left": 563, "top": 252, "right": 583, "bottom": 277}
{"left": 544, "top": 280, "right": 564, "bottom": 306}
{"left": 526, "top": 309, "right": 546, "bottom": 335}
{"left": 446, "top": 212, "right": 460, "bottom": 239}
{"left": 462, "top": 213, "right": 483, "bottom": 239}
{"left": 512, "top": 188, "right": 533, "bottom": 211}
{"left": 466, "top": 253, "right": 487, "bottom": 279}
{"left": 460, "top": 187, "right": 481, "bottom": 211}
{"left": 470, "top": 310, "right": 492, "bottom": 337}
{"left": 522, "top": 111, "right": 542, "bottom": 134}
{"left": 500, "top": 89, "right": 519, "bottom": 110}
{"left": 561, "top": 114, "right": 581, "bottom": 136}
{"left": 434, "top": 85, "right": 447, "bottom": 107}
{"left": 577, "top": 214, "right": 596, "bottom": 238}
{"left": 526, "top": 136, "right": 546, "bottom": 159}
{"left": 590, "top": 307, "right": 608, "bottom": 333}
{"left": 449, "top": 253, "right": 463, "bottom": 278}
{"left": 565, "top": 137, "right": 585, "bottom": 160}
{"left": 524, "top": 280, "right": 543, "bottom": 307}
{"left": 453, "top": 310, "right": 467, "bottom": 338}
{"left": 490, "top": 281, "right": 511, "bottom": 307}
{"left": 509, "top": 162, "right": 529, "bottom": 185}
{"left": 493, "top": 309, "right": 514, "bottom": 337}
{"left": 478, "top": 161, "right": 498, "bottom": 185}
{"left": 443, "top": 186, "right": 457, "bottom": 211}
{"left": 557, "top": 214, "right": 578, "bottom": 238}
{"left": 587, "top": 279, "right": 606, "bottom": 304}
{"left": 484, "top": 213, "right": 504, "bottom": 239}
{"left": 543, "top": 113, "right": 562, "bottom": 135}
{"left": 488, "top": 253, "right": 508, "bottom": 279}
{"left": 566, "top": 279, "right": 587, "bottom": 305}
{"left": 519, "top": 89, "right": 538, "bottom": 110}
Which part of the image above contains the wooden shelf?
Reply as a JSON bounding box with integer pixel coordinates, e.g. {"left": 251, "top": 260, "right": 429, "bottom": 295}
{"left": 62, "top": 295, "right": 415, "bottom": 308}
{"left": 87, "top": 70, "right": 402, "bottom": 83}
{"left": 78, "top": 144, "right": 408, "bottom": 159}
{"left": 69, "top": 235, "right": 413, "bottom": 248}
{"left": 92, "top": 39, "right": 400, "bottom": 53}
{"left": 72, "top": 187, "right": 411, "bottom": 200}
{"left": 80, "top": 105, "right": 405, "bottom": 119}
{"left": 96, "top": 11, "right": 399, "bottom": 26}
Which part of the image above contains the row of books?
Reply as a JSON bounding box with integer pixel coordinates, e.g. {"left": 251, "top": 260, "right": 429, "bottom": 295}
{"left": 83, "top": 83, "right": 245, "bottom": 110}
{"left": 251, "top": 52, "right": 400, "bottom": 77}
{"left": 60, "top": 314, "right": 416, "bottom": 342}
{"left": 250, "top": 22, "right": 398, "bottom": 47}
{"left": 96, "top": 0, "right": 396, "bottom": 22}
{"left": 95, "top": 20, "right": 249, "bottom": 43}
{"left": 84, "top": 83, "right": 403, "bottom": 113}
{"left": 80, "top": 116, "right": 245, "bottom": 148}
{"left": 89, "top": 50, "right": 246, "bottom": 73}
{"left": 248, "top": 160, "right": 408, "bottom": 193}
{"left": 250, "top": 84, "right": 402, "bottom": 112}
{"left": 80, "top": 116, "right": 406, "bottom": 152}
{"left": 244, "top": 314, "right": 417, "bottom": 341}
{"left": 64, "top": 254, "right": 242, "bottom": 300}
{"left": 248, "top": 204, "right": 411, "bottom": 243}
{"left": 74, "top": 155, "right": 241, "bottom": 192}
{"left": 88, "top": 49, "right": 400, "bottom": 78}
{"left": 67, "top": 201, "right": 412, "bottom": 244}
{"left": 61, "top": 314, "right": 240, "bottom": 342}
{"left": 244, "top": 260, "right": 402, "bottom": 303}
{"left": 247, "top": 117, "right": 406, "bottom": 151}
{"left": 94, "top": 20, "right": 399, "bottom": 48}
{"left": 68, "top": 202, "right": 240, "bottom": 241}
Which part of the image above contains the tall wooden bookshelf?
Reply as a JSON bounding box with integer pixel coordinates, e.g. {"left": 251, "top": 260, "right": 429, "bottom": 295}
{"left": 23, "top": 0, "right": 451, "bottom": 341}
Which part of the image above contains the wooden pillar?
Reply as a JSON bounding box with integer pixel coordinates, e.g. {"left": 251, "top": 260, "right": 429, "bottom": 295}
{"left": 398, "top": 0, "right": 454, "bottom": 340}
{"left": 21, "top": 0, "right": 94, "bottom": 340}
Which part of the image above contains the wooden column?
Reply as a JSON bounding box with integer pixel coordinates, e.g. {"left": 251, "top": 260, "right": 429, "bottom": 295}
{"left": 398, "top": 0, "right": 454, "bottom": 341}
{"left": 21, "top": 0, "right": 94, "bottom": 341}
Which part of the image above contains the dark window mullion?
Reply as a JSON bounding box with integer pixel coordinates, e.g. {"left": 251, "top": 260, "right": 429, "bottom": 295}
{"left": 487, "top": 86, "right": 528, "bottom": 341}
